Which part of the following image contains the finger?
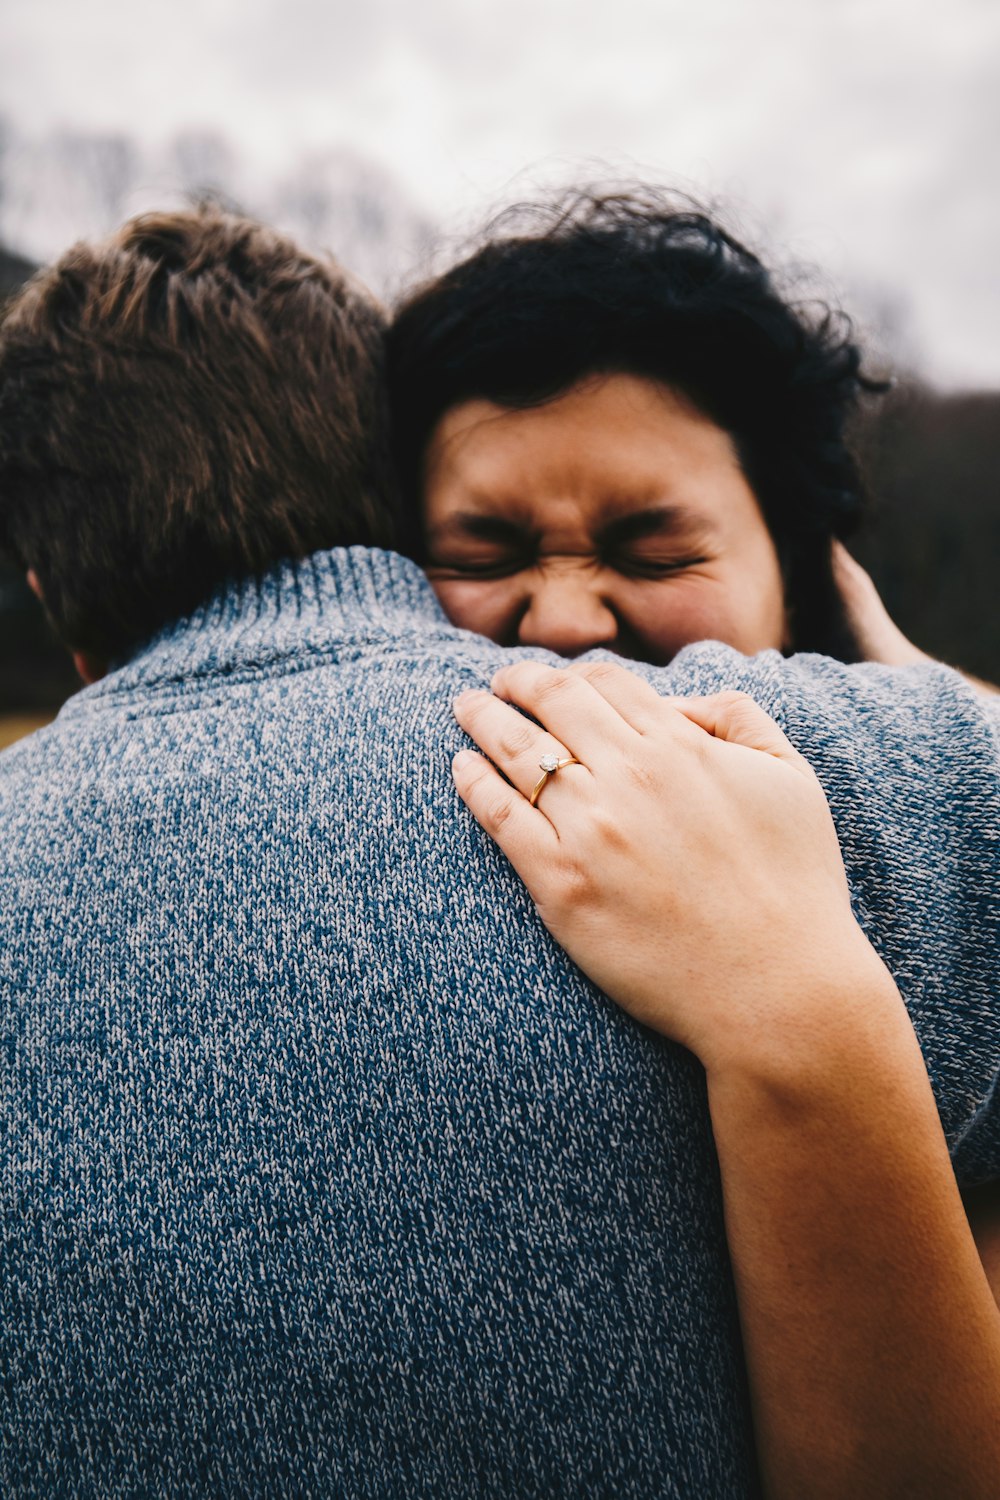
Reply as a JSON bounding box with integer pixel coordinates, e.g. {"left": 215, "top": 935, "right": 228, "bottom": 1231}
{"left": 831, "top": 540, "right": 879, "bottom": 600}
{"left": 565, "top": 658, "right": 673, "bottom": 734}
{"left": 488, "top": 661, "right": 635, "bottom": 761}
{"left": 831, "top": 542, "right": 930, "bottom": 666}
{"left": 451, "top": 749, "right": 559, "bottom": 882}
{"left": 452, "top": 688, "right": 586, "bottom": 801}
{"left": 672, "top": 691, "right": 808, "bottom": 767}
{"left": 831, "top": 542, "right": 882, "bottom": 626}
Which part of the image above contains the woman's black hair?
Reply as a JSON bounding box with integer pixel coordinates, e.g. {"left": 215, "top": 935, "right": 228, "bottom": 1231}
{"left": 387, "top": 189, "right": 885, "bottom": 660}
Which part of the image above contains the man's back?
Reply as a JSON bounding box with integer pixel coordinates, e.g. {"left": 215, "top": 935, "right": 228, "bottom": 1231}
{"left": 3, "top": 548, "right": 999, "bottom": 1499}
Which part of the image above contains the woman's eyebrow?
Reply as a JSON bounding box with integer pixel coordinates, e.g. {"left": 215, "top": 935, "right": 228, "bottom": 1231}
{"left": 596, "top": 505, "right": 713, "bottom": 545}
{"left": 427, "top": 512, "right": 528, "bottom": 544}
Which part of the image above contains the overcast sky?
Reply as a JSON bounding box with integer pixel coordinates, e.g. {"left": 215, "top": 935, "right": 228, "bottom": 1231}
{"left": 3, "top": 0, "right": 999, "bottom": 387}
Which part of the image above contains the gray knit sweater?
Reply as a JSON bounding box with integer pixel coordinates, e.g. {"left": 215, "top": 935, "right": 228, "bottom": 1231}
{"left": 2, "top": 547, "right": 998, "bottom": 1499}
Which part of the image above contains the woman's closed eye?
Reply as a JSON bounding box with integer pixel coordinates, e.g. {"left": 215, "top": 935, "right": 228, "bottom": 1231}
{"left": 425, "top": 513, "right": 538, "bottom": 580}
{"left": 594, "top": 506, "right": 715, "bottom": 580}
{"left": 428, "top": 548, "right": 710, "bottom": 581}
{"left": 605, "top": 548, "right": 710, "bottom": 578}
{"left": 426, "top": 549, "right": 533, "bottom": 580}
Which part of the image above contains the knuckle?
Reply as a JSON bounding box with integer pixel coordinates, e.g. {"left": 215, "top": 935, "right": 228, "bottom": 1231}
{"left": 552, "top": 854, "right": 597, "bottom": 908}
{"left": 483, "top": 795, "right": 515, "bottom": 835}
{"left": 495, "top": 660, "right": 543, "bottom": 696}
{"left": 497, "top": 716, "right": 537, "bottom": 760}
{"left": 569, "top": 659, "right": 617, "bottom": 686}
{"left": 621, "top": 753, "right": 665, "bottom": 797}
{"left": 461, "top": 757, "right": 494, "bottom": 794}
{"left": 531, "top": 667, "right": 575, "bottom": 708}
{"left": 456, "top": 689, "right": 490, "bottom": 726}
{"left": 587, "top": 803, "right": 632, "bottom": 855}
{"left": 732, "top": 696, "right": 772, "bottom": 733}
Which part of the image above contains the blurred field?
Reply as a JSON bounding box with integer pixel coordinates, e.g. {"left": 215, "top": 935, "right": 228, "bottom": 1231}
{"left": 0, "top": 713, "right": 54, "bottom": 748}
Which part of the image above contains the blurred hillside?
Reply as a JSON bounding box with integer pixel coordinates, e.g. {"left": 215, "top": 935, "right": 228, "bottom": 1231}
{"left": 1, "top": 234, "right": 998, "bottom": 720}
{"left": 0, "top": 246, "right": 35, "bottom": 298}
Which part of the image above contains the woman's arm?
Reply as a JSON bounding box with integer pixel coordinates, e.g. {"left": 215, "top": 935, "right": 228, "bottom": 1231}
{"left": 452, "top": 660, "right": 1000, "bottom": 1500}
{"left": 708, "top": 998, "right": 1000, "bottom": 1500}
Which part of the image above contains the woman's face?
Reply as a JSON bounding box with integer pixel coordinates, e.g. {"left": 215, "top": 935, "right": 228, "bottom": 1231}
{"left": 422, "top": 373, "right": 789, "bottom": 664}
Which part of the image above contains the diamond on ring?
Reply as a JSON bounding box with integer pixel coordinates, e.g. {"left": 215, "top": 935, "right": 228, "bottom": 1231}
{"left": 529, "top": 752, "right": 582, "bottom": 808}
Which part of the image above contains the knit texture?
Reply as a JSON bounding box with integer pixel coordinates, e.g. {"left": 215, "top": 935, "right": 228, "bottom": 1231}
{"left": 2, "top": 546, "right": 998, "bottom": 1499}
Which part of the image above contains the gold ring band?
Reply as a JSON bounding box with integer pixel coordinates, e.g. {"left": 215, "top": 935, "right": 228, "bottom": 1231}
{"left": 529, "top": 754, "right": 581, "bottom": 808}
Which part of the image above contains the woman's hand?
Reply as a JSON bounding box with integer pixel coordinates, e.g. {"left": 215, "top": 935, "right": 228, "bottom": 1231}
{"left": 832, "top": 542, "right": 932, "bottom": 667}
{"left": 453, "top": 658, "right": 893, "bottom": 1074}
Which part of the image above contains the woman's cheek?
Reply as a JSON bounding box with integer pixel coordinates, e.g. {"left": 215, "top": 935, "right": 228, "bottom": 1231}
{"left": 630, "top": 576, "right": 744, "bottom": 658}
{"left": 429, "top": 577, "right": 519, "bottom": 643}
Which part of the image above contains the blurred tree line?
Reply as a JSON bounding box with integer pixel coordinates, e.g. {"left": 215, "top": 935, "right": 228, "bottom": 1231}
{"left": 1, "top": 246, "right": 997, "bottom": 716}
{"left": 851, "top": 386, "right": 999, "bottom": 683}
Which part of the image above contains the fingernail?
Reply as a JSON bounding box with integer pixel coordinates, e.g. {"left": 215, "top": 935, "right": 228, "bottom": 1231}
{"left": 453, "top": 689, "right": 484, "bottom": 711}
{"left": 452, "top": 749, "right": 477, "bottom": 769}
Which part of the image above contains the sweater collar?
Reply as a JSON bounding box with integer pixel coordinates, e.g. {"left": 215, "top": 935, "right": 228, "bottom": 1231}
{"left": 78, "top": 548, "right": 454, "bottom": 702}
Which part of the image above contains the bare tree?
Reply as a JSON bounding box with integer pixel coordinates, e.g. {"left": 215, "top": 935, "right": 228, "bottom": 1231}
{"left": 169, "top": 129, "right": 238, "bottom": 201}
{"left": 55, "top": 131, "right": 138, "bottom": 228}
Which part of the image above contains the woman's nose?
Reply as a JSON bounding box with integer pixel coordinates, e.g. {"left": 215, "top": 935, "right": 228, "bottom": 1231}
{"left": 516, "top": 570, "right": 619, "bottom": 656}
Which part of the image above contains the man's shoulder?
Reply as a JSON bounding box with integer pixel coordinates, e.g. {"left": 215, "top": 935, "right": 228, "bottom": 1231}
{"left": 594, "top": 641, "right": 1000, "bottom": 772}
{"left": 0, "top": 710, "right": 89, "bottom": 802}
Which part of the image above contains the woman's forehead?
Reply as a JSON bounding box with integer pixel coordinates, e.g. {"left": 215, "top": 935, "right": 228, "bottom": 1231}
{"left": 423, "top": 373, "right": 745, "bottom": 530}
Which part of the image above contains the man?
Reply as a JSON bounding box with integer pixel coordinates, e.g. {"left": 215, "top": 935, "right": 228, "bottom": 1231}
{"left": 1, "top": 207, "right": 998, "bottom": 1499}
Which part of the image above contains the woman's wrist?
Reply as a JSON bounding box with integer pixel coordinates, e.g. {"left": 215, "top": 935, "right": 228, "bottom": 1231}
{"left": 697, "top": 941, "right": 908, "bottom": 1096}
{"left": 702, "top": 955, "right": 1000, "bottom": 1500}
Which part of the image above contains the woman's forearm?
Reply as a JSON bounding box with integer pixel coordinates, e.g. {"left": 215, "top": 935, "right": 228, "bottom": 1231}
{"left": 706, "top": 975, "right": 1000, "bottom": 1500}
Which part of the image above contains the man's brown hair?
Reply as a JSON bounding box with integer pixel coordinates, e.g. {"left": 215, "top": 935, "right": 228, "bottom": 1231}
{"left": 0, "top": 205, "right": 398, "bottom": 661}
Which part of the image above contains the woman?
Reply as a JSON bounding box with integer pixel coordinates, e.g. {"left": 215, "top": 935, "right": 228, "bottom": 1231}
{"left": 387, "top": 193, "right": 1000, "bottom": 1494}
{"left": 387, "top": 189, "right": 878, "bottom": 669}
{"left": 388, "top": 188, "right": 989, "bottom": 682}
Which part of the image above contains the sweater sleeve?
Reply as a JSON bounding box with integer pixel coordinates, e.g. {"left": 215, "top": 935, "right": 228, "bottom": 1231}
{"left": 610, "top": 643, "right": 1000, "bottom": 1183}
